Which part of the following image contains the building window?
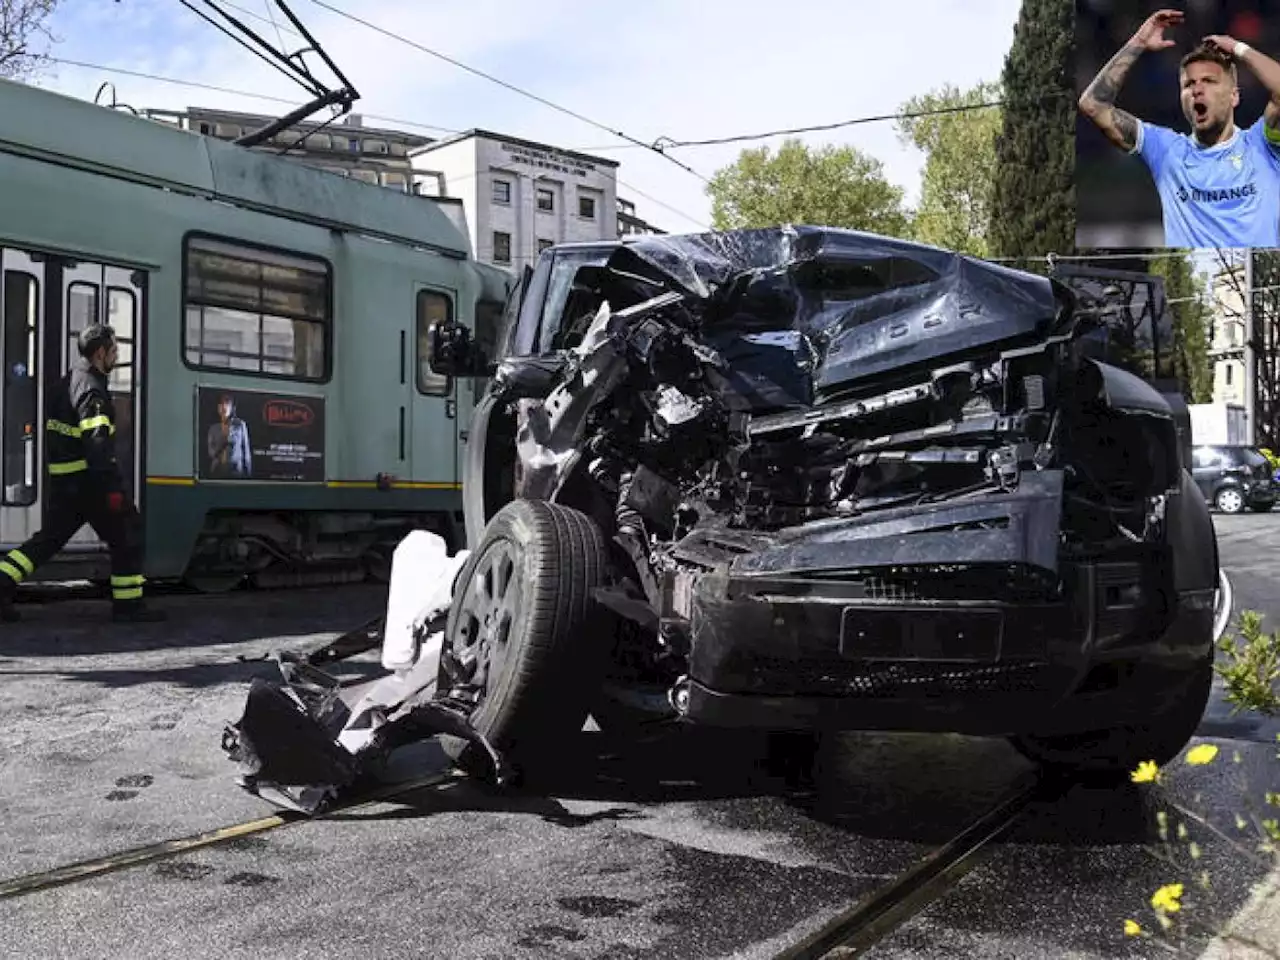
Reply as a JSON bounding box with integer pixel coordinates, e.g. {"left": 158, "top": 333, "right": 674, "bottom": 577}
{"left": 537, "top": 188, "right": 554, "bottom": 212}
{"left": 578, "top": 195, "right": 596, "bottom": 219}
{"left": 183, "top": 235, "right": 330, "bottom": 381}
{"left": 493, "top": 231, "right": 512, "bottom": 264}
{"left": 492, "top": 179, "right": 512, "bottom": 204}
{"left": 537, "top": 238, "right": 554, "bottom": 253}
{"left": 1226, "top": 365, "right": 1234, "bottom": 386}
{"left": 416, "top": 289, "right": 453, "bottom": 396}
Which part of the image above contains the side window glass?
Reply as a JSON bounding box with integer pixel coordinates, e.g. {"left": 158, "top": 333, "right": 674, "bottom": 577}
{"left": 2, "top": 271, "right": 39, "bottom": 507}
{"left": 416, "top": 289, "right": 452, "bottom": 396}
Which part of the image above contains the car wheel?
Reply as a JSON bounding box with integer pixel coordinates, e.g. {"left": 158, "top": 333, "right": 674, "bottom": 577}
{"left": 1215, "top": 486, "right": 1246, "bottom": 514}
{"left": 436, "top": 498, "right": 609, "bottom": 776}
{"left": 1010, "top": 646, "right": 1214, "bottom": 779}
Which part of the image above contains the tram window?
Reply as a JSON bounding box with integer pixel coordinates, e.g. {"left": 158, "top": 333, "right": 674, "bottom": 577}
{"left": 66, "top": 281, "right": 98, "bottom": 338}
{"left": 415, "top": 290, "right": 453, "bottom": 396}
{"left": 183, "top": 235, "right": 330, "bottom": 382}
{"left": 2, "top": 271, "right": 39, "bottom": 506}
{"left": 106, "top": 288, "right": 136, "bottom": 392}
{"left": 107, "top": 288, "right": 135, "bottom": 340}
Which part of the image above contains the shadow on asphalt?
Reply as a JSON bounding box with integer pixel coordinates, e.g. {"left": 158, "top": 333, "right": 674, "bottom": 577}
{"left": 0, "top": 584, "right": 386, "bottom": 658}
{"left": 0, "top": 658, "right": 387, "bottom": 690}
{"left": 328, "top": 726, "right": 1164, "bottom": 852}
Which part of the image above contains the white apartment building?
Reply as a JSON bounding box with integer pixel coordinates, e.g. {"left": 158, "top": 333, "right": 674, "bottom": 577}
{"left": 1210, "top": 265, "right": 1249, "bottom": 408}
{"left": 411, "top": 129, "right": 620, "bottom": 268}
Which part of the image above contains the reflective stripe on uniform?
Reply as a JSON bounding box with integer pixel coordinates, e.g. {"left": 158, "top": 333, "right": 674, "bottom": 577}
{"left": 48, "top": 459, "right": 88, "bottom": 475}
{"left": 79, "top": 414, "right": 115, "bottom": 435}
{"left": 46, "top": 418, "right": 81, "bottom": 438}
{"left": 0, "top": 560, "right": 24, "bottom": 584}
{"left": 111, "top": 573, "right": 145, "bottom": 601}
{"left": 7, "top": 550, "right": 34, "bottom": 576}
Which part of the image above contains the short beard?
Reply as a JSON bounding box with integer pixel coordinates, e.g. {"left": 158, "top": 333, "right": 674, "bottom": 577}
{"left": 1191, "top": 111, "right": 1232, "bottom": 146}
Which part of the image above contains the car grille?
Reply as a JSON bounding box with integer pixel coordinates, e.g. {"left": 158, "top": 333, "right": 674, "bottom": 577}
{"left": 747, "top": 659, "right": 1053, "bottom": 698}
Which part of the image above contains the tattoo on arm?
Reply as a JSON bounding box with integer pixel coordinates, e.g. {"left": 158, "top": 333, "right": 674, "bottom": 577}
{"left": 1085, "top": 43, "right": 1142, "bottom": 105}
{"left": 1113, "top": 109, "right": 1140, "bottom": 150}
{"left": 1081, "top": 43, "right": 1144, "bottom": 149}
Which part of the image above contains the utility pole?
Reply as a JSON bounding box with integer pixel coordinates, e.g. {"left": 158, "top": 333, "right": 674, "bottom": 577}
{"left": 1246, "top": 248, "right": 1258, "bottom": 445}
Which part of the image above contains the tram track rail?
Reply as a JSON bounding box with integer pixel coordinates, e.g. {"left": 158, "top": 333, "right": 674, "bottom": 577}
{"left": 1, "top": 756, "right": 1058, "bottom": 960}
{"left": 0, "top": 769, "right": 464, "bottom": 902}
{"left": 773, "top": 771, "right": 1059, "bottom": 959}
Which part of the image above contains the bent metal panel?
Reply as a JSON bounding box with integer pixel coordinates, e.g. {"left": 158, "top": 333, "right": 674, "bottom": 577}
{"left": 195, "top": 385, "right": 325, "bottom": 483}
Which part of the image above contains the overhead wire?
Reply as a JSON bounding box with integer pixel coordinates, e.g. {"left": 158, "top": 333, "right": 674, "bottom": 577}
{"left": 567, "top": 89, "right": 1075, "bottom": 154}
{"left": 44, "top": 56, "right": 706, "bottom": 228}
{"left": 177, "top": 0, "right": 306, "bottom": 93}
{"left": 298, "top": 0, "right": 711, "bottom": 184}
{"left": 43, "top": 57, "right": 460, "bottom": 133}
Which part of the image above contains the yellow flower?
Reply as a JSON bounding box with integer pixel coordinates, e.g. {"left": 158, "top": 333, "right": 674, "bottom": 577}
{"left": 1131, "top": 761, "right": 1160, "bottom": 783}
{"left": 1185, "top": 744, "right": 1219, "bottom": 765}
{"left": 1124, "top": 919, "right": 1142, "bottom": 936}
{"left": 1151, "top": 883, "right": 1184, "bottom": 914}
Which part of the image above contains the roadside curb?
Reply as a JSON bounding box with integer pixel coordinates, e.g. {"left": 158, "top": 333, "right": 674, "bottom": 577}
{"left": 1202, "top": 869, "right": 1280, "bottom": 960}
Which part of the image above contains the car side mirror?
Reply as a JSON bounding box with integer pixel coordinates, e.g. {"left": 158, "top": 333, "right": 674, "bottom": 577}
{"left": 428, "top": 318, "right": 489, "bottom": 377}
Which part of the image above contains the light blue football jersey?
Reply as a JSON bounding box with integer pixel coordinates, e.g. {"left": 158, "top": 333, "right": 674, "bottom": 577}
{"left": 1132, "top": 116, "right": 1280, "bottom": 248}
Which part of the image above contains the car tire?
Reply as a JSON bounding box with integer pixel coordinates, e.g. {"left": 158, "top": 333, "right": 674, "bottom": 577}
{"left": 1215, "top": 486, "right": 1246, "bottom": 514}
{"left": 1010, "top": 645, "right": 1214, "bottom": 779}
{"left": 436, "top": 498, "right": 609, "bottom": 777}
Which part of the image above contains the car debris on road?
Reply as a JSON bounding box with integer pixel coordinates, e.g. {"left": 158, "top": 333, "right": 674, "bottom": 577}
{"left": 221, "top": 531, "right": 514, "bottom": 816}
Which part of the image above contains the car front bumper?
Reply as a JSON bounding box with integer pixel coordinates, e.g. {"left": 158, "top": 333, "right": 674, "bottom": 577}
{"left": 676, "top": 483, "right": 1215, "bottom": 738}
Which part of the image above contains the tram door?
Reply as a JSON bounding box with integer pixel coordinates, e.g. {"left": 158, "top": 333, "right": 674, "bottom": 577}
{"left": 0, "top": 250, "right": 45, "bottom": 546}
{"left": 56, "top": 260, "right": 145, "bottom": 549}
{"left": 0, "top": 249, "right": 144, "bottom": 555}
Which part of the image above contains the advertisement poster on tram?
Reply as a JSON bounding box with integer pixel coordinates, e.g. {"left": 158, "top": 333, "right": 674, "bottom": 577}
{"left": 196, "top": 386, "right": 325, "bottom": 482}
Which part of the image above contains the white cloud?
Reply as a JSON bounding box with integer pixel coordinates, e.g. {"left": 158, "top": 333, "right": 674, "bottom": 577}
{"left": 41, "top": 0, "right": 1023, "bottom": 232}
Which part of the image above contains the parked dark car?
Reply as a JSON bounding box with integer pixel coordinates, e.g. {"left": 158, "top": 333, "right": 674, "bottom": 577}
{"left": 426, "top": 227, "right": 1220, "bottom": 781}
{"left": 1191, "top": 445, "right": 1277, "bottom": 514}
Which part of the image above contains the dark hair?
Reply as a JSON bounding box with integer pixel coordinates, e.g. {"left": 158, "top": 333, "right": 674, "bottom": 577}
{"left": 1181, "top": 42, "right": 1237, "bottom": 79}
{"left": 77, "top": 323, "right": 116, "bottom": 358}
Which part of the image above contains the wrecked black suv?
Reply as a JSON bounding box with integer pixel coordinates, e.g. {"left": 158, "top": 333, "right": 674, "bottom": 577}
{"left": 426, "top": 227, "right": 1222, "bottom": 778}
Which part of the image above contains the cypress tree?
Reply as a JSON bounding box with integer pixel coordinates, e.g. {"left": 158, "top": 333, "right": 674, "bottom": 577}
{"left": 1149, "top": 253, "right": 1213, "bottom": 403}
{"left": 987, "top": 0, "right": 1075, "bottom": 264}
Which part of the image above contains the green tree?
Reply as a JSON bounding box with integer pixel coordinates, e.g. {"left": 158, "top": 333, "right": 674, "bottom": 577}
{"left": 987, "top": 0, "right": 1074, "bottom": 263}
{"left": 0, "top": 1, "right": 59, "bottom": 81}
{"left": 705, "top": 138, "right": 910, "bottom": 237}
{"left": 896, "top": 81, "right": 1002, "bottom": 257}
{"left": 1150, "top": 253, "right": 1213, "bottom": 403}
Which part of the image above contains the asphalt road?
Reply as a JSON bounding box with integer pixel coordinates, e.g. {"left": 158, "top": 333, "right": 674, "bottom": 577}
{"left": 0, "top": 515, "right": 1277, "bottom": 959}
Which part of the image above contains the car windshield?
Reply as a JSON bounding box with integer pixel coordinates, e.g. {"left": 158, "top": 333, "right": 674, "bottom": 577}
{"left": 1222, "top": 447, "right": 1269, "bottom": 468}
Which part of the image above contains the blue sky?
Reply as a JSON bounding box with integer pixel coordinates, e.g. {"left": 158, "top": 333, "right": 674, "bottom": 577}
{"left": 37, "top": 0, "right": 1024, "bottom": 232}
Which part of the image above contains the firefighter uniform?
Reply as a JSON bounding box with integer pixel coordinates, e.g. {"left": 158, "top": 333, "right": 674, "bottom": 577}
{"left": 0, "top": 325, "right": 164, "bottom": 623}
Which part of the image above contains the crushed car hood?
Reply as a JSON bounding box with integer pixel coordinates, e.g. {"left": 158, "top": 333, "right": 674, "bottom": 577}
{"left": 606, "top": 226, "right": 1068, "bottom": 407}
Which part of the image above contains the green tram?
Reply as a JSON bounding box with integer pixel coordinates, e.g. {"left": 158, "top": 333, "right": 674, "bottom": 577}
{"left": 0, "top": 77, "right": 513, "bottom": 591}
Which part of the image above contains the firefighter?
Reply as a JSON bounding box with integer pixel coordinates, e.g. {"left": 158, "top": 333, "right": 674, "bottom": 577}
{"left": 0, "top": 324, "right": 165, "bottom": 623}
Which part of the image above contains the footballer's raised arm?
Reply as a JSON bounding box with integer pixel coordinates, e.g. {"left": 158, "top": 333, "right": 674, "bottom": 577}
{"left": 1206, "top": 35, "right": 1280, "bottom": 135}
{"left": 1079, "top": 9, "right": 1184, "bottom": 151}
